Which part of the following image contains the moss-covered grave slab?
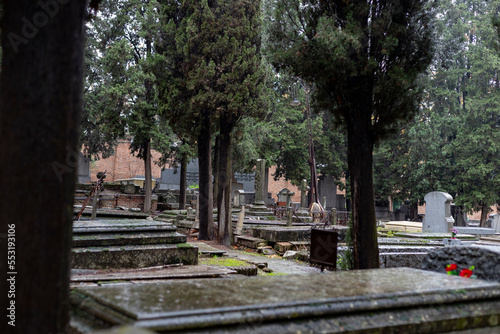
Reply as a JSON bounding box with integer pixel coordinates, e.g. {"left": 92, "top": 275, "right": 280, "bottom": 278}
{"left": 72, "top": 244, "right": 198, "bottom": 269}
{"left": 71, "top": 268, "right": 500, "bottom": 333}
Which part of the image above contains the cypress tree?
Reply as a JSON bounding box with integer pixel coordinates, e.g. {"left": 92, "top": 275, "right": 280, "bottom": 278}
{"left": 267, "top": 0, "right": 436, "bottom": 269}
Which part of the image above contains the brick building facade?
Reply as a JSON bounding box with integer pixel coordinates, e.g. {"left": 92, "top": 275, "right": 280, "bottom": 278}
{"left": 90, "top": 139, "right": 302, "bottom": 203}
{"left": 90, "top": 138, "right": 166, "bottom": 182}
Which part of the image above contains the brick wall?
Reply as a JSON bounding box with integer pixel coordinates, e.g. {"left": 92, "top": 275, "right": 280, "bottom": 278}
{"left": 89, "top": 140, "right": 310, "bottom": 205}
{"left": 267, "top": 166, "right": 301, "bottom": 203}
{"left": 91, "top": 138, "right": 166, "bottom": 182}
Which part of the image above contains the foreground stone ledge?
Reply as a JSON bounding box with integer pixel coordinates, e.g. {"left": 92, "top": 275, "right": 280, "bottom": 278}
{"left": 71, "top": 268, "right": 500, "bottom": 333}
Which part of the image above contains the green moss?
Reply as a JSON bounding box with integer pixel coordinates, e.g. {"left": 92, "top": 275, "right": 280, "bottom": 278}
{"left": 176, "top": 243, "right": 193, "bottom": 248}
{"left": 199, "top": 257, "right": 248, "bottom": 267}
{"left": 261, "top": 272, "right": 286, "bottom": 276}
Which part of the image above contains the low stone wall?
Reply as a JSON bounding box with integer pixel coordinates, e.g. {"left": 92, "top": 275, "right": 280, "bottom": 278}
{"left": 74, "top": 194, "right": 157, "bottom": 212}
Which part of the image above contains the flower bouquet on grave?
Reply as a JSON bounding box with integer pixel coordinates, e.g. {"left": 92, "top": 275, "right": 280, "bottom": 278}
{"left": 446, "top": 263, "right": 477, "bottom": 279}
{"left": 451, "top": 227, "right": 458, "bottom": 239}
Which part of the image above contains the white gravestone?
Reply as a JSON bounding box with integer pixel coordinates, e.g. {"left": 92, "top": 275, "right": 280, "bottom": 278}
{"left": 423, "top": 191, "right": 455, "bottom": 233}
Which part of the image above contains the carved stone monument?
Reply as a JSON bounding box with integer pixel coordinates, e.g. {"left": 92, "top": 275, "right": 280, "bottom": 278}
{"left": 248, "top": 159, "right": 273, "bottom": 217}
{"left": 422, "top": 191, "right": 454, "bottom": 233}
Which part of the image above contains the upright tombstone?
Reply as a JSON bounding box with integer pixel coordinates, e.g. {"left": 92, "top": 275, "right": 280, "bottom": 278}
{"left": 300, "top": 179, "right": 310, "bottom": 209}
{"left": 254, "top": 159, "right": 266, "bottom": 205}
{"left": 78, "top": 152, "right": 91, "bottom": 183}
{"left": 294, "top": 179, "right": 313, "bottom": 223}
{"left": 422, "top": 191, "right": 455, "bottom": 233}
{"left": 248, "top": 159, "right": 273, "bottom": 217}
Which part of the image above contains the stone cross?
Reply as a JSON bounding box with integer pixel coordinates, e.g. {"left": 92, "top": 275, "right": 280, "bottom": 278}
{"left": 423, "top": 191, "right": 455, "bottom": 233}
{"left": 300, "top": 179, "right": 310, "bottom": 209}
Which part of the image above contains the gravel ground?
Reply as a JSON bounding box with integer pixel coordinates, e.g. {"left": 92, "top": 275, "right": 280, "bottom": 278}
{"left": 187, "top": 237, "right": 324, "bottom": 275}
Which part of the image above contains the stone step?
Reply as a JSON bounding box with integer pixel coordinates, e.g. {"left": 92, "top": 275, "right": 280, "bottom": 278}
{"left": 71, "top": 243, "right": 198, "bottom": 269}
{"left": 73, "top": 232, "right": 187, "bottom": 247}
{"left": 190, "top": 242, "right": 226, "bottom": 257}
{"left": 73, "top": 219, "right": 177, "bottom": 234}
{"left": 70, "top": 268, "right": 500, "bottom": 333}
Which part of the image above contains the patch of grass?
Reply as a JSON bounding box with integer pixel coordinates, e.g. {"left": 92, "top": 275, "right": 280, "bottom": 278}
{"left": 199, "top": 256, "right": 248, "bottom": 267}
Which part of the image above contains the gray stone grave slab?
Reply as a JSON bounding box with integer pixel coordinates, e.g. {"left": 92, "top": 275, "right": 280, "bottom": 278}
{"left": 71, "top": 268, "right": 500, "bottom": 333}
{"left": 73, "top": 232, "right": 186, "bottom": 247}
{"left": 73, "top": 220, "right": 177, "bottom": 234}
{"left": 190, "top": 242, "right": 226, "bottom": 257}
{"left": 72, "top": 244, "right": 198, "bottom": 269}
{"left": 74, "top": 209, "right": 150, "bottom": 219}
{"left": 251, "top": 227, "right": 311, "bottom": 242}
{"left": 422, "top": 191, "right": 455, "bottom": 233}
{"left": 455, "top": 226, "right": 496, "bottom": 235}
{"left": 235, "top": 235, "right": 268, "bottom": 249}
{"left": 70, "top": 265, "right": 236, "bottom": 283}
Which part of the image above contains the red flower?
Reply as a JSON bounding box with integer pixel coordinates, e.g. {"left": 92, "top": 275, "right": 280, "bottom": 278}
{"left": 460, "top": 269, "right": 473, "bottom": 278}
{"left": 446, "top": 264, "right": 457, "bottom": 272}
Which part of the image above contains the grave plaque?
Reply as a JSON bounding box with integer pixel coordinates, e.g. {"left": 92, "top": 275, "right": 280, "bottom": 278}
{"left": 310, "top": 228, "right": 338, "bottom": 270}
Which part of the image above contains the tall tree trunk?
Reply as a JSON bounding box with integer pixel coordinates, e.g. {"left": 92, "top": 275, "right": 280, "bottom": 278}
{"left": 0, "top": 1, "right": 87, "bottom": 333}
{"left": 479, "top": 202, "right": 490, "bottom": 228}
{"left": 179, "top": 154, "right": 187, "bottom": 210}
{"left": 213, "top": 134, "right": 220, "bottom": 206}
{"left": 347, "top": 110, "right": 380, "bottom": 270}
{"left": 198, "top": 113, "right": 214, "bottom": 240}
{"left": 217, "top": 126, "right": 233, "bottom": 245}
{"left": 143, "top": 140, "right": 152, "bottom": 213}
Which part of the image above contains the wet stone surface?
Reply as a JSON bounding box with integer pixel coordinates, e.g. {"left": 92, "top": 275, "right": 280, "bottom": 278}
{"left": 74, "top": 268, "right": 499, "bottom": 319}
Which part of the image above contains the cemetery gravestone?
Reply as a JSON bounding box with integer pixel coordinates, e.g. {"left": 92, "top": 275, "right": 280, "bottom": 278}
{"left": 423, "top": 191, "right": 454, "bottom": 233}
{"left": 77, "top": 152, "right": 91, "bottom": 183}
{"left": 300, "top": 179, "right": 310, "bottom": 208}
{"left": 294, "top": 179, "right": 313, "bottom": 223}
{"left": 254, "top": 159, "right": 266, "bottom": 205}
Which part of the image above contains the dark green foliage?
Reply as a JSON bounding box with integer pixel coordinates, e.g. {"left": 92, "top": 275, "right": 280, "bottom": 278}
{"left": 157, "top": 0, "right": 265, "bottom": 241}
{"left": 373, "top": 0, "right": 500, "bottom": 225}
{"left": 266, "top": 0, "right": 436, "bottom": 269}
